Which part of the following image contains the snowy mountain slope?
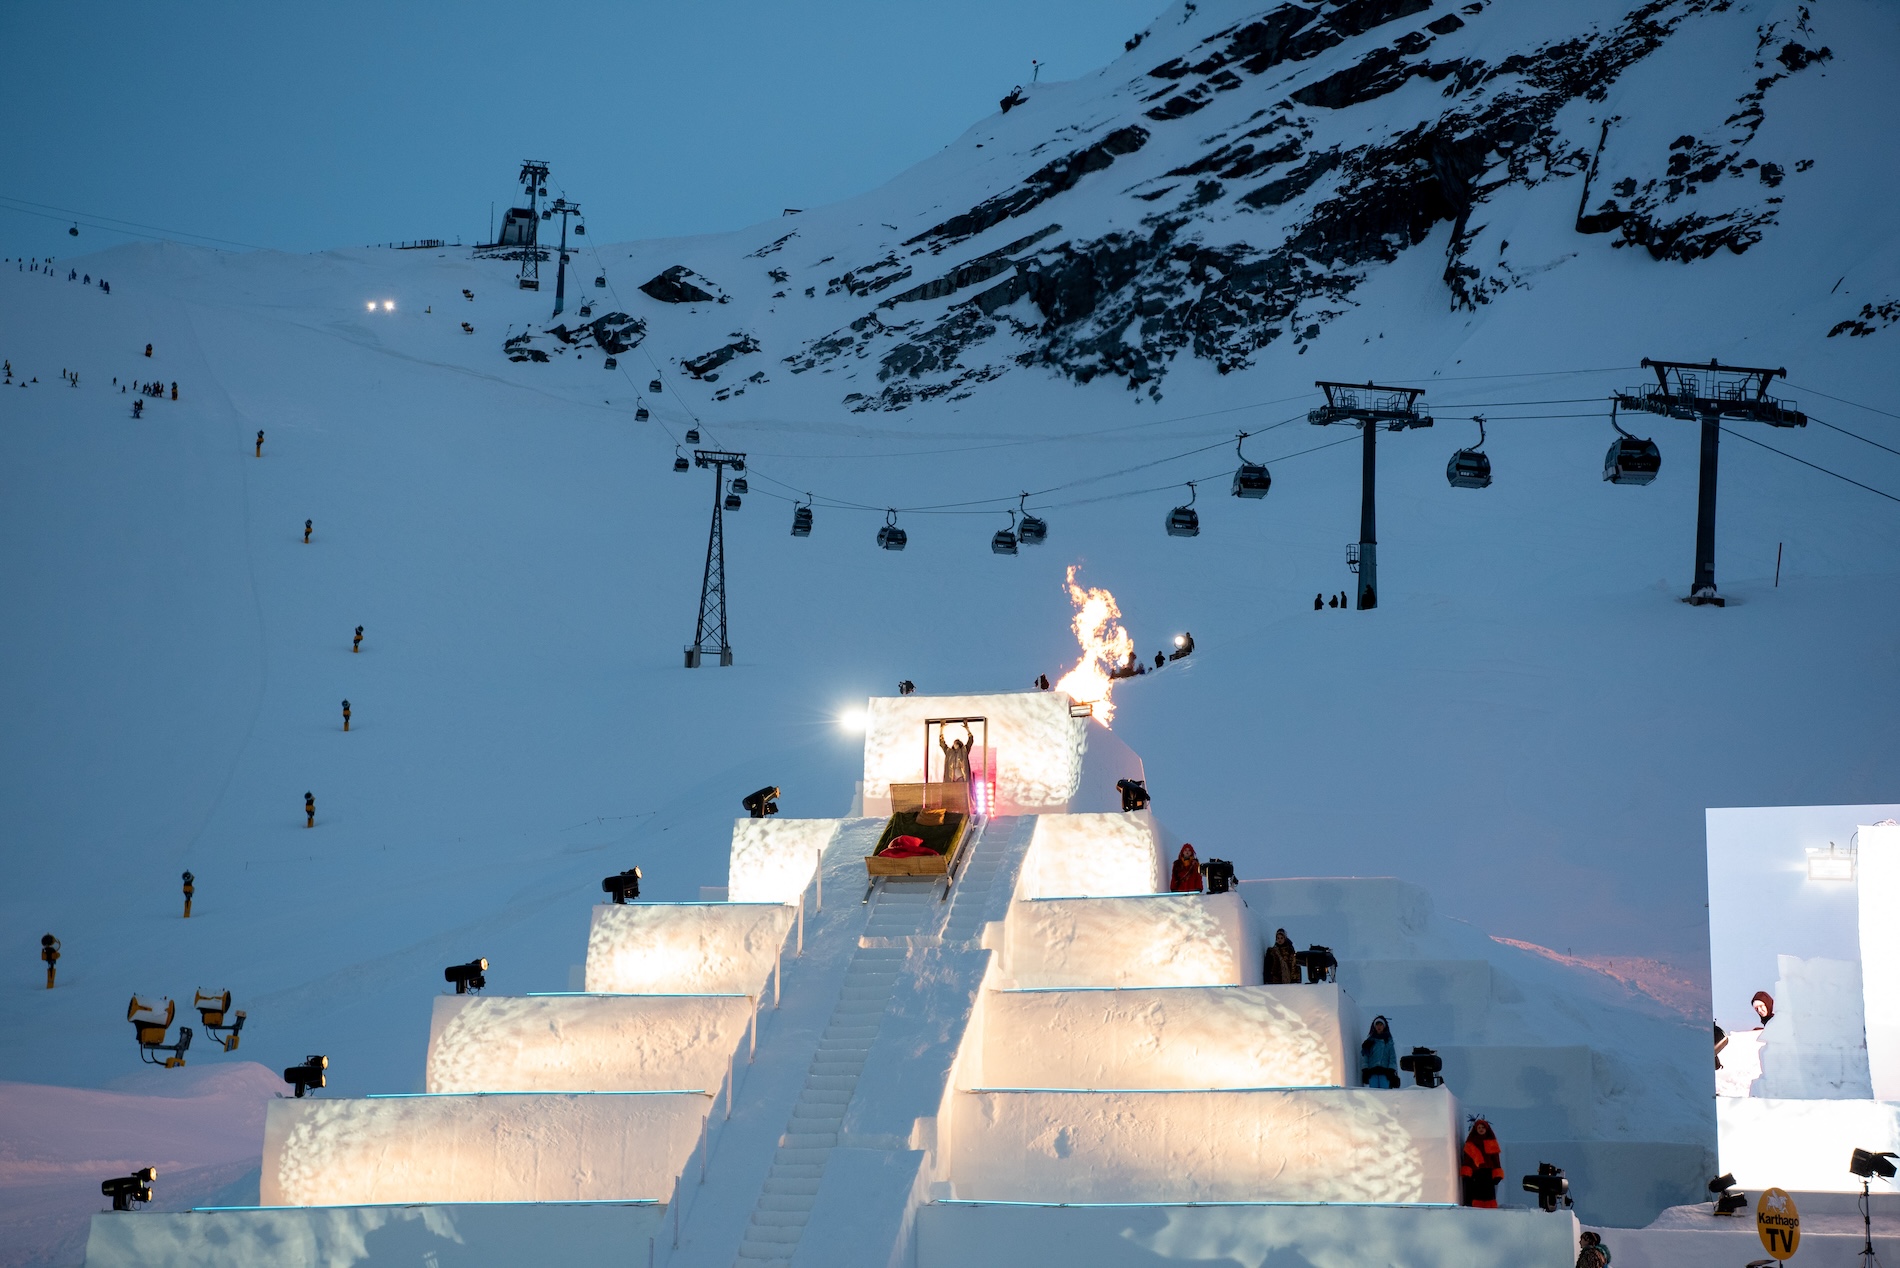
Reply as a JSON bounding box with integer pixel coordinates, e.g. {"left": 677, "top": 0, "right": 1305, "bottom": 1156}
{"left": 1, "top": 0, "right": 1898, "bottom": 1258}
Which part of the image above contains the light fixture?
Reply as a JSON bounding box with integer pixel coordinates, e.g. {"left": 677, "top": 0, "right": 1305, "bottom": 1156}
{"left": 444, "top": 958, "right": 488, "bottom": 994}
{"left": 838, "top": 709, "right": 866, "bottom": 733}
{"left": 1116, "top": 779, "right": 1150, "bottom": 812}
{"left": 383, "top": 300, "right": 394, "bottom": 311}
{"left": 283, "top": 1054, "right": 327, "bottom": 1098}
{"left": 1850, "top": 1148, "right": 1897, "bottom": 1180}
{"left": 1708, "top": 1172, "right": 1747, "bottom": 1215}
{"left": 366, "top": 301, "right": 375, "bottom": 311}
{"left": 1399, "top": 1046, "right": 1444, "bottom": 1088}
{"left": 1807, "top": 841, "right": 1855, "bottom": 881}
{"left": 743, "top": 786, "right": 781, "bottom": 819}
{"left": 100, "top": 1167, "right": 157, "bottom": 1211}
{"left": 1522, "top": 1162, "right": 1572, "bottom": 1212}
{"left": 601, "top": 867, "right": 642, "bottom": 904}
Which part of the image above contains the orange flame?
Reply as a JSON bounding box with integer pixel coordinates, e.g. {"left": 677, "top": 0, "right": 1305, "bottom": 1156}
{"left": 1053, "top": 565, "right": 1134, "bottom": 725}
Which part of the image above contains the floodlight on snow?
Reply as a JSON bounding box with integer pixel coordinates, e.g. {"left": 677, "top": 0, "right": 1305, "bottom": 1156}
{"left": 838, "top": 709, "right": 866, "bottom": 733}
{"left": 444, "top": 958, "right": 488, "bottom": 994}
{"left": 601, "top": 867, "right": 642, "bottom": 904}
{"left": 1807, "top": 841, "right": 1855, "bottom": 882}
{"left": 1522, "top": 1162, "right": 1572, "bottom": 1212}
{"left": 1850, "top": 1149, "right": 1898, "bottom": 1180}
{"left": 283, "top": 1054, "right": 327, "bottom": 1098}
{"left": 100, "top": 1167, "right": 156, "bottom": 1211}
{"left": 1116, "top": 778, "right": 1150, "bottom": 813}
{"left": 1399, "top": 1046, "right": 1444, "bottom": 1088}
{"left": 1708, "top": 1172, "right": 1748, "bottom": 1215}
{"left": 383, "top": 300, "right": 393, "bottom": 311}
{"left": 743, "top": 786, "right": 781, "bottom": 819}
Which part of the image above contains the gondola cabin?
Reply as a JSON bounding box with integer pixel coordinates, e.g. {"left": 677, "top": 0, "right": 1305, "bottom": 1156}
{"left": 1231, "top": 464, "right": 1272, "bottom": 498}
{"left": 1446, "top": 449, "right": 1492, "bottom": 489}
{"left": 1166, "top": 505, "right": 1200, "bottom": 537}
{"left": 877, "top": 523, "right": 908, "bottom": 551}
{"left": 791, "top": 505, "right": 813, "bottom": 537}
{"left": 1017, "top": 514, "right": 1048, "bottom": 545}
{"left": 991, "top": 528, "right": 1018, "bottom": 555}
{"left": 1604, "top": 437, "right": 1662, "bottom": 485}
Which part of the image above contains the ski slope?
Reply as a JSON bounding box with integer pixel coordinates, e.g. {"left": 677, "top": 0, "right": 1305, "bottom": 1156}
{"left": 2, "top": 0, "right": 1898, "bottom": 1262}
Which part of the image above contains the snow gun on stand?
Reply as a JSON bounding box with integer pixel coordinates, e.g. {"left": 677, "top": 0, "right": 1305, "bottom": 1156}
{"left": 194, "top": 989, "right": 246, "bottom": 1051}
{"left": 127, "top": 994, "right": 191, "bottom": 1067}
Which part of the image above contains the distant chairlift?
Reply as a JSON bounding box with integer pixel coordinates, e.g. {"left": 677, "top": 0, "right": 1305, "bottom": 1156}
{"left": 1603, "top": 404, "right": 1661, "bottom": 485}
{"left": 1231, "top": 433, "right": 1272, "bottom": 498}
{"left": 1166, "top": 482, "right": 1201, "bottom": 537}
{"left": 791, "top": 498, "right": 813, "bottom": 537}
{"left": 1015, "top": 493, "right": 1047, "bottom": 545}
{"left": 595, "top": 275, "right": 607, "bottom": 288}
{"left": 877, "top": 509, "right": 908, "bottom": 551}
{"left": 992, "top": 510, "right": 1019, "bottom": 556}
{"left": 1446, "top": 415, "right": 1493, "bottom": 489}
{"left": 128, "top": 994, "right": 192, "bottom": 1068}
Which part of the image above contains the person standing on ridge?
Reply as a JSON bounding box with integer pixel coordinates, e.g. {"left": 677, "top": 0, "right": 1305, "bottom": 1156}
{"left": 1459, "top": 1118, "right": 1503, "bottom": 1207}
{"left": 170, "top": 382, "right": 177, "bottom": 400}
{"left": 1264, "top": 928, "right": 1300, "bottom": 984}
{"left": 352, "top": 625, "right": 363, "bottom": 654}
{"left": 1314, "top": 593, "right": 1324, "bottom": 610}
{"left": 305, "top": 792, "right": 316, "bottom": 828}
{"left": 144, "top": 343, "right": 152, "bottom": 358}
{"left": 1169, "top": 844, "right": 1204, "bottom": 893}
{"left": 132, "top": 399, "right": 142, "bottom": 419}
{"left": 341, "top": 700, "right": 351, "bottom": 732}
{"left": 304, "top": 519, "right": 312, "bottom": 544}
{"left": 255, "top": 429, "right": 264, "bottom": 457}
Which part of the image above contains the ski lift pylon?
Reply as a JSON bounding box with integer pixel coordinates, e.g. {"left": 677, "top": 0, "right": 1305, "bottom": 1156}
{"left": 1446, "top": 415, "right": 1492, "bottom": 489}
{"left": 1166, "top": 482, "right": 1201, "bottom": 537}
{"left": 1231, "top": 432, "right": 1272, "bottom": 498}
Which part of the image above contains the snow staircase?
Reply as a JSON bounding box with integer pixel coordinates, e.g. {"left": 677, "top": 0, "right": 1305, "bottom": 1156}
{"left": 731, "top": 880, "right": 938, "bottom": 1267}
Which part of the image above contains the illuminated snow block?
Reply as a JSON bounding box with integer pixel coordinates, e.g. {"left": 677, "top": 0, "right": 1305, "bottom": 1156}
{"left": 1717, "top": 1095, "right": 1900, "bottom": 1191}
{"left": 1755, "top": 954, "right": 1874, "bottom": 1099}
{"left": 1000, "top": 892, "right": 1260, "bottom": 989}
{"left": 979, "top": 984, "right": 1356, "bottom": 1089}
{"left": 585, "top": 901, "right": 793, "bottom": 995}
{"left": 85, "top": 1201, "right": 665, "bottom": 1268}
{"left": 261, "top": 1092, "right": 706, "bottom": 1205}
{"left": 860, "top": 691, "right": 1143, "bottom": 816}
{"left": 1016, "top": 811, "right": 1162, "bottom": 898}
{"left": 1860, "top": 823, "right": 1900, "bottom": 1101}
{"left": 425, "top": 993, "right": 755, "bottom": 1093}
{"left": 729, "top": 816, "right": 839, "bottom": 903}
{"left": 949, "top": 1086, "right": 1460, "bottom": 1204}
{"left": 917, "top": 1201, "right": 1579, "bottom": 1268}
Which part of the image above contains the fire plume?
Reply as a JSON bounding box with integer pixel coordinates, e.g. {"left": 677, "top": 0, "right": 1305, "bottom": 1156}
{"left": 1053, "top": 565, "right": 1133, "bottom": 725}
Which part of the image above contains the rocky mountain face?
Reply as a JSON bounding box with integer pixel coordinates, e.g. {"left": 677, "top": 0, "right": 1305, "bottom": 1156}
{"left": 536, "top": 0, "right": 1843, "bottom": 410}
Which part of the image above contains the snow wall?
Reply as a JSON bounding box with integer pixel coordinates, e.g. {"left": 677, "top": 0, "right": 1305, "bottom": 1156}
{"left": 1016, "top": 810, "right": 1163, "bottom": 898}
{"left": 947, "top": 1086, "right": 1459, "bottom": 1204}
{"left": 728, "top": 816, "right": 839, "bottom": 904}
{"left": 977, "top": 983, "right": 1357, "bottom": 1090}
{"left": 424, "top": 993, "right": 754, "bottom": 1093}
{"left": 860, "top": 691, "right": 1142, "bottom": 816}
{"left": 85, "top": 1201, "right": 665, "bottom": 1268}
{"left": 1862, "top": 823, "right": 1900, "bottom": 1102}
{"left": 917, "top": 1202, "right": 1579, "bottom": 1268}
{"left": 584, "top": 901, "right": 791, "bottom": 995}
{"left": 259, "top": 1091, "right": 706, "bottom": 1204}
{"left": 999, "top": 891, "right": 1261, "bottom": 989}
{"left": 1717, "top": 1096, "right": 1900, "bottom": 1192}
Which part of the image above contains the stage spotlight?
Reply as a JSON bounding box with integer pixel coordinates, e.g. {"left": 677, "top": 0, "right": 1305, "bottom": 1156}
{"left": 743, "top": 786, "right": 780, "bottom": 819}
{"left": 1522, "top": 1162, "right": 1572, "bottom": 1213}
{"left": 100, "top": 1166, "right": 156, "bottom": 1211}
{"left": 1807, "top": 841, "right": 1855, "bottom": 881}
{"left": 1399, "top": 1046, "right": 1444, "bottom": 1088}
{"left": 601, "top": 866, "right": 643, "bottom": 904}
{"left": 1850, "top": 1148, "right": 1897, "bottom": 1179}
{"left": 444, "top": 958, "right": 488, "bottom": 994}
{"left": 1296, "top": 944, "right": 1337, "bottom": 984}
{"left": 283, "top": 1054, "right": 327, "bottom": 1098}
{"left": 1200, "top": 858, "right": 1235, "bottom": 894}
{"left": 1116, "top": 778, "right": 1150, "bottom": 813}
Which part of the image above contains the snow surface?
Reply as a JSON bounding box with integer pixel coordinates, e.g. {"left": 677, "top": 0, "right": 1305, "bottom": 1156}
{"left": 3, "top": 0, "right": 1899, "bottom": 1261}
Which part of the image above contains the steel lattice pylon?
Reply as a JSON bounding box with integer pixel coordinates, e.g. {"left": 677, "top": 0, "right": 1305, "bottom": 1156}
{"left": 686, "top": 449, "right": 745, "bottom": 667}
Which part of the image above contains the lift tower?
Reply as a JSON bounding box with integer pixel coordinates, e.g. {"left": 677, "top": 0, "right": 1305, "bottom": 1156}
{"left": 515, "top": 160, "right": 550, "bottom": 291}
{"left": 1309, "top": 381, "right": 1434, "bottom": 610}
{"left": 545, "top": 198, "right": 582, "bottom": 317}
{"left": 686, "top": 449, "right": 745, "bottom": 668}
{"left": 1615, "top": 359, "right": 1806, "bottom": 606}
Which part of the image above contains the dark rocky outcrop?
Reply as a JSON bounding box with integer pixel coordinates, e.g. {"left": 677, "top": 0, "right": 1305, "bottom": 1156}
{"left": 640, "top": 265, "right": 725, "bottom": 304}
{"left": 906, "top": 127, "right": 1149, "bottom": 250}
{"left": 547, "top": 311, "right": 646, "bottom": 355}
{"left": 682, "top": 333, "right": 761, "bottom": 380}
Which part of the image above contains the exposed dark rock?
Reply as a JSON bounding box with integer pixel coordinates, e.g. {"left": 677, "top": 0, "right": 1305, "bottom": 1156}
{"left": 905, "top": 126, "right": 1149, "bottom": 249}
{"left": 1426, "top": 13, "right": 1465, "bottom": 33}
{"left": 1827, "top": 299, "right": 1898, "bottom": 338}
{"left": 504, "top": 333, "right": 549, "bottom": 363}
{"left": 683, "top": 333, "right": 761, "bottom": 379}
{"left": 640, "top": 265, "right": 724, "bottom": 304}
{"left": 547, "top": 311, "right": 647, "bottom": 355}
{"left": 880, "top": 225, "right": 1062, "bottom": 307}
{"left": 1775, "top": 40, "right": 1831, "bottom": 71}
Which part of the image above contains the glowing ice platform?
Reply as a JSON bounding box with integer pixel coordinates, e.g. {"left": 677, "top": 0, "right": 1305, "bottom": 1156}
{"left": 85, "top": 1201, "right": 665, "bottom": 1268}
{"left": 425, "top": 992, "right": 755, "bottom": 1093}
{"left": 999, "top": 891, "right": 1259, "bottom": 989}
{"left": 260, "top": 1091, "right": 707, "bottom": 1205}
{"left": 918, "top": 1199, "right": 1579, "bottom": 1268}
{"left": 584, "top": 900, "right": 792, "bottom": 995}
{"left": 980, "top": 984, "right": 1359, "bottom": 1090}
{"left": 949, "top": 1086, "right": 1460, "bottom": 1205}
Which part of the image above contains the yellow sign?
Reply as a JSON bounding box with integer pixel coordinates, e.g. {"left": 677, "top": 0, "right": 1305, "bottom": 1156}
{"left": 1757, "top": 1186, "right": 1800, "bottom": 1260}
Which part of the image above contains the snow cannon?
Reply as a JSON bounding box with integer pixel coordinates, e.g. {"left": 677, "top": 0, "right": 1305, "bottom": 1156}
{"left": 194, "top": 989, "right": 246, "bottom": 1052}
{"left": 283, "top": 1054, "right": 327, "bottom": 1098}
{"left": 601, "top": 866, "right": 643, "bottom": 904}
{"left": 127, "top": 994, "right": 192, "bottom": 1067}
{"left": 40, "top": 934, "right": 59, "bottom": 989}
{"left": 100, "top": 1167, "right": 156, "bottom": 1211}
